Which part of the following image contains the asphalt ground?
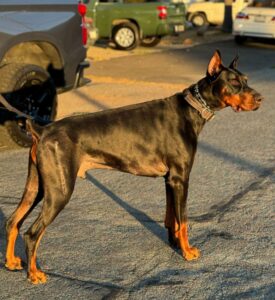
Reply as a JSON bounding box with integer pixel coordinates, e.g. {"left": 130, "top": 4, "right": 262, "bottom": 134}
{"left": 0, "top": 30, "right": 274, "bottom": 299}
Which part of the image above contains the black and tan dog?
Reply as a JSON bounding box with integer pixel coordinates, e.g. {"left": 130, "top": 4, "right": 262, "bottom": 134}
{"left": 5, "top": 50, "right": 263, "bottom": 284}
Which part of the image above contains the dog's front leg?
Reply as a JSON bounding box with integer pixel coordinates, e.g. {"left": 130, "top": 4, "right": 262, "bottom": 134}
{"left": 164, "top": 179, "right": 179, "bottom": 248}
{"left": 165, "top": 176, "right": 184, "bottom": 249}
{"left": 168, "top": 174, "right": 200, "bottom": 261}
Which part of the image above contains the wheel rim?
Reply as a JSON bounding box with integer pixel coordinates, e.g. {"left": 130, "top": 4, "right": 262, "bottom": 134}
{"left": 193, "top": 15, "right": 205, "bottom": 27}
{"left": 115, "top": 27, "right": 135, "bottom": 48}
{"left": 7, "top": 78, "right": 54, "bottom": 135}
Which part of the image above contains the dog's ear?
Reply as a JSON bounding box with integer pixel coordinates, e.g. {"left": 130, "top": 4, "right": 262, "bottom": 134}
{"left": 229, "top": 54, "right": 239, "bottom": 70}
{"left": 207, "top": 50, "right": 222, "bottom": 78}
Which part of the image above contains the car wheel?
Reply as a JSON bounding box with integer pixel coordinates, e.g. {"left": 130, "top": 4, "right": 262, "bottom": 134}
{"left": 140, "top": 36, "right": 161, "bottom": 47}
{"left": 0, "top": 63, "right": 57, "bottom": 147}
{"left": 191, "top": 13, "right": 208, "bottom": 27}
{"left": 234, "top": 35, "right": 247, "bottom": 45}
{"left": 112, "top": 22, "right": 139, "bottom": 50}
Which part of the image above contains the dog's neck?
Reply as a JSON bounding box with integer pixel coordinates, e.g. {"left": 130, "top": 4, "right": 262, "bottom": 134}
{"left": 184, "top": 84, "right": 215, "bottom": 121}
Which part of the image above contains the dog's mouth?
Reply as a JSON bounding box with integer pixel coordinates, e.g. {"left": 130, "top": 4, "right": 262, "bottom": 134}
{"left": 231, "top": 106, "right": 243, "bottom": 112}
{"left": 231, "top": 95, "right": 263, "bottom": 112}
{"left": 231, "top": 104, "right": 260, "bottom": 112}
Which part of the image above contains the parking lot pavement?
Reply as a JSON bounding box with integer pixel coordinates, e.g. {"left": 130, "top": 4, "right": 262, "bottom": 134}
{"left": 0, "top": 81, "right": 274, "bottom": 298}
{"left": 86, "top": 27, "right": 233, "bottom": 62}
{"left": 0, "top": 36, "right": 274, "bottom": 298}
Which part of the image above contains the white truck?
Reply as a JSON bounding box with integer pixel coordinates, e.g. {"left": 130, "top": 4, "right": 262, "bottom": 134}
{"left": 187, "top": 0, "right": 250, "bottom": 27}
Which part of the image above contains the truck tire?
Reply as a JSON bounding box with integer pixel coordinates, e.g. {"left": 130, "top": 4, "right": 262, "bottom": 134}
{"left": 191, "top": 13, "right": 208, "bottom": 27}
{"left": 112, "top": 22, "right": 139, "bottom": 50}
{"left": 140, "top": 36, "right": 161, "bottom": 47}
{"left": 0, "top": 63, "right": 57, "bottom": 147}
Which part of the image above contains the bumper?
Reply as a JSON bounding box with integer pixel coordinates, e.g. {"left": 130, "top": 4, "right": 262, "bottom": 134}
{"left": 157, "top": 22, "right": 185, "bottom": 36}
{"left": 233, "top": 21, "right": 275, "bottom": 39}
{"left": 233, "top": 30, "right": 275, "bottom": 39}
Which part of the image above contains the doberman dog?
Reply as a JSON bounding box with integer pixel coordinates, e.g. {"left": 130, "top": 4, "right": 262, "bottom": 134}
{"left": 5, "top": 50, "right": 263, "bottom": 284}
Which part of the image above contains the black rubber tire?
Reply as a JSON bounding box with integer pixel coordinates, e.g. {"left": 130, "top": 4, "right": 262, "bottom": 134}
{"left": 234, "top": 35, "right": 247, "bottom": 45}
{"left": 140, "top": 36, "right": 161, "bottom": 47}
{"left": 112, "top": 22, "right": 139, "bottom": 50}
{"left": 191, "top": 13, "right": 208, "bottom": 27}
{"left": 0, "top": 63, "right": 57, "bottom": 147}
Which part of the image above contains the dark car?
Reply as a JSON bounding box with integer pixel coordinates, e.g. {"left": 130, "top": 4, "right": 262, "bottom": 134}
{"left": 0, "top": 0, "right": 90, "bottom": 147}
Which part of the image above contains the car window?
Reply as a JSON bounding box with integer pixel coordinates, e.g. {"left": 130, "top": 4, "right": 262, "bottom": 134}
{"left": 248, "top": 0, "right": 275, "bottom": 7}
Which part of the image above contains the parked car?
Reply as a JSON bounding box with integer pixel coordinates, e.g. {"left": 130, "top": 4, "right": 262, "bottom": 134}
{"left": 84, "top": 0, "right": 186, "bottom": 50}
{"left": 0, "top": 0, "right": 90, "bottom": 147}
{"left": 187, "top": 0, "right": 249, "bottom": 27}
{"left": 233, "top": 0, "right": 275, "bottom": 43}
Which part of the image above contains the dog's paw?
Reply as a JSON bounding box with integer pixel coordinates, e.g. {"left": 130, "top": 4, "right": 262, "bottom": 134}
{"left": 5, "top": 256, "right": 23, "bottom": 271}
{"left": 184, "top": 247, "right": 200, "bottom": 261}
{"left": 28, "top": 270, "right": 48, "bottom": 284}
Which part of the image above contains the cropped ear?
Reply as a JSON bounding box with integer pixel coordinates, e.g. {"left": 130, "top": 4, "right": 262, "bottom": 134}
{"left": 229, "top": 54, "right": 239, "bottom": 70}
{"left": 207, "top": 50, "right": 222, "bottom": 78}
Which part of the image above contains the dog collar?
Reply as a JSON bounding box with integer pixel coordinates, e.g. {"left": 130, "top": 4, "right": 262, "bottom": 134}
{"left": 184, "top": 85, "right": 215, "bottom": 121}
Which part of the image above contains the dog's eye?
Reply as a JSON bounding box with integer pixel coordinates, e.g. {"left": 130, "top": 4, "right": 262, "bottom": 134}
{"left": 230, "top": 79, "right": 241, "bottom": 87}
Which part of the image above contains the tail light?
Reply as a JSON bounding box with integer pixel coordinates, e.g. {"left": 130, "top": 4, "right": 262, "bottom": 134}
{"left": 236, "top": 12, "right": 249, "bottom": 20}
{"left": 158, "top": 6, "right": 167, "bottom": 20}
{"left": 272, "top": 16, "right": 275, "bottom": 21}
{"left": 78, "top": 1, "right": 88, "bottom": 45}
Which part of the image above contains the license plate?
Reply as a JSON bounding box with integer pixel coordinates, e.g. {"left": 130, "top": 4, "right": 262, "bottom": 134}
{"left": 175, "top": 25, "right": 184, "bottom": 32}
{"left": 255, "top": 15, "right": 265, "bottom": 22}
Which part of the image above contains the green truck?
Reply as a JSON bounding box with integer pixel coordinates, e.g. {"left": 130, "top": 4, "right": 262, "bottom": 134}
{"left": 84, "top": 0, "right": 186, "bottom": 50}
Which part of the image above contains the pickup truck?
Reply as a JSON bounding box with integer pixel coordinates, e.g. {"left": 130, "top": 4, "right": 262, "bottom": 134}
{"left": 84, "top": 0, "right": 186, "bottom": 50}
{"left": 0, "top": 0, "right": 90, "bottom": 147}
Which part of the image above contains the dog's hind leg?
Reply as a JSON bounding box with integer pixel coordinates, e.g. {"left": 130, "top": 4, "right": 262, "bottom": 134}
{"left": 24, "top": 181, "right": 75, "bottom": 284}
{"left": 23, "top": 143, "right": 77, "bottom": 284}
{"left": 5, "top": 159, "right": 43, "bottom": 271}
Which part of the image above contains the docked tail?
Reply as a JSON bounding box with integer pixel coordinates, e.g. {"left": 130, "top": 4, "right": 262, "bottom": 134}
{"left": 26, "top": 119, "right": 44, "bottom": 140}
{"left": 26, "top": 119, "right": 44, "bottom": 164}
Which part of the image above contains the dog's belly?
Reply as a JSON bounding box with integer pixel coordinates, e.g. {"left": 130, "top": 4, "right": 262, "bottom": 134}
{"left": 77, "top": 155, "right": 168, "bottom": 178}
{"left": 126, "top": 162, "right": 168, "bottom": 177}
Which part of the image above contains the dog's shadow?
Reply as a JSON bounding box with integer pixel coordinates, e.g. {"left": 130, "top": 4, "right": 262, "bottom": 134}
{"left": 86, "top": 173, "right": 169, "bottom": 247}
{"left": 85, "top": 173, "right": 236, "bottom": 249}
{"left": 0, "top": 208, "right": 7, "bottom": 266}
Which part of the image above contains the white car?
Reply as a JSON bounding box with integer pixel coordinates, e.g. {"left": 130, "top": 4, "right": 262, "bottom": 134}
{"left": 233, "top": 0, "right": 275, "bottom": 43}
{"left": 187, "top": 0, "right": 249, "bottom": 27}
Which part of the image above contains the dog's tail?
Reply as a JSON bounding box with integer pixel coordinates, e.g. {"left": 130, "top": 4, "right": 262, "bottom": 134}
{"left": 26, "top": 119, "right": 43, "bottom": 140}
{"left": 26, "top": 119, "right": 44, "bottom": 165}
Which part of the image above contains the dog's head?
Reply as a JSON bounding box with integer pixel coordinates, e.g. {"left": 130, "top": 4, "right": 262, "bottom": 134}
{"left": 203, "top": 50, "right": 263, "bottom": 112}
